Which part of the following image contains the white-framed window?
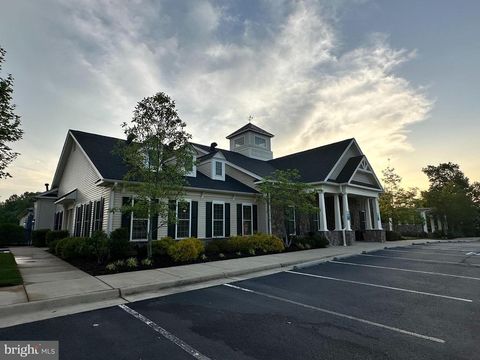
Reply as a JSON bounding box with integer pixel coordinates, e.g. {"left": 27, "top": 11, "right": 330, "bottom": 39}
{"left": 213, "top": 160, "right": 225, "bottom": 180}
{"left": 242, "top": 204, "right": 253, "bottom": 236}
{"left": 313, "top": 208, "right": 321, "bottom": 231}
{"left": 286, "top": 206, "right": 296, "bottom": 235}
{"left": 234, "top": 136, "right": 245, "bottom": 148}
{"left": 213, "top": 201, "right": 225, "bottom": 237}
{"left": 176, "top": 200, "right": 191, "bottom": 239}
{"left": 130, "top": 198, "right": 149, "bottom": 241}
{"left": 254, "top": 136, "right": 267, "bottom": 148}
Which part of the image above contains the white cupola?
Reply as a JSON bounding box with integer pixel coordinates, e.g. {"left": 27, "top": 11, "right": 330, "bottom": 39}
{"left": 226, "top": 123, "right": 274, "bottom": 161}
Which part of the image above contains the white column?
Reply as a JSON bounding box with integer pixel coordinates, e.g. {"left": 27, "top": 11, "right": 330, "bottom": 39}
{"left": 430, "top": 216, "right": 436, "bottom": 232}
{"left": 342, "top": 193, "right": 352, "bottom": 231}
{"left": 373, "top": 197, "right": 383, "bottom": 230}
{"left": 420, "top": 211, "right": 428, "bottom": 233}
{"left": 388, "top": 217, "right": 393, "bottom": 231}
{"left": 365, "top": 198, "right": 372, "bottom": 230}
{"left": 437, "top": 218, "right": 442, "bottom": 231}
{"left": 318, "top": 192, "right": 328, "bottom": 231}
{"left": 334, "top": 194, "right": 342, "bottom": 230}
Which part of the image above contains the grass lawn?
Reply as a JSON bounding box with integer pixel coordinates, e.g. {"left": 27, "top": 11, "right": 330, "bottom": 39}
{"left": 0, "top": 252, "right": 23, "bottom": 287}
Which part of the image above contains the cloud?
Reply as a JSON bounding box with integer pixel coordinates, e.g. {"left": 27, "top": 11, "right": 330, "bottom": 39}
{"left": 0, "top": 0, "right": 432, "bottom": 198}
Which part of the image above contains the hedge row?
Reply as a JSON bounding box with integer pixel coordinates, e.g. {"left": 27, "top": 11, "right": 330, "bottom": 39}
{"left": 0, "top": 224, "right": 25, "bottom": 246}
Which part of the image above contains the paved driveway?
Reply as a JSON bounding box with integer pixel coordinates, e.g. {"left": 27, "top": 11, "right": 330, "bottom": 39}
{"left": 1, "top": 241, "right": 480, "bottom": 359}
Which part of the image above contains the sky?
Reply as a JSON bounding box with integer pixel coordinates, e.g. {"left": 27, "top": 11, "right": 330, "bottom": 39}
{"left": 0, "top": 0, "right": 479, "bottom": 200}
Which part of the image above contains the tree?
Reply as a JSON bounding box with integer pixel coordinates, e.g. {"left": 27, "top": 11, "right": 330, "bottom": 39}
{"left": 0, "top": 47, "right": 23, "bottom": 179}
{"left": 119, "top": 92, "right": 194, "bottom": 258}
{"left": 258, "top": 169, "right": 317, "bottom": 246}
{"left": 379, "top": 165, "right": 422, "bottom": 227}
{"left": 422, "top": 163, "right": 478, "bottom": 236}
{"left": 0, "top": 192, "right": 39, "bottom": 224}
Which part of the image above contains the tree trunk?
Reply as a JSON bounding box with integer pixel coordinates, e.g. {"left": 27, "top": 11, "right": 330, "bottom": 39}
{"left": 147, "top": 215, "right": 153, "bottom": 258}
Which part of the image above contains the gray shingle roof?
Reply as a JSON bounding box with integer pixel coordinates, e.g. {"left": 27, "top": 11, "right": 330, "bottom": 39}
{"left": 70, "top": 130, "right": 257, "bottom": 193}
{"left": 334, "top": 155, "right": 364, "bottom": 183}
{"left": 225, "top": 123, "right": 274, "bottom": 139}
{"left": 71, "top": 130, "right": 354, "bottom": 188}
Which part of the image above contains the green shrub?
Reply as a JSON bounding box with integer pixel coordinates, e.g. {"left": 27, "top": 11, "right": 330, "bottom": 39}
{"left": 292, "top": 233, "right": 329, "bottom": 249}
{"left": 152, "top": 237, "right": 175, "bottom": 256}
{"left": 105, "top": 263, "right": 117, "bottom": 272}
{"left": 226, "top": 234, "right": 285, "bottom": 254}
{"left": 0, "top": 224, "right": 25, "bottom": 246}
{"left": 108, "top": 228, "right": 131, "bottom": 259}
{"left": 48, "top": 239, "right": 61, "bottom": 253}
{"left": 87, "top": 230, "right": 109, "bottom": 263}
{"left": 126, "top": 257, "right": 138, "bottom": 268}
{"left": 56, "top": 237, "right": 89, "bottom": 259}
{"left": 141, "top": 258, "right": 153, "bottom": 267}
{"left": 31, "top": 229, "right": 50, "bottom": 247}
{"left": 205, "top": 239, "right": 231, "bottom": 255}
{"left": 45, "top": 230, "right": 69, "bottom": 245}
{"left": 385, "top": 231, "right": 402, "bottom": 241}
{"left": 167, "top": 238, "right": 205, "bottom": 263}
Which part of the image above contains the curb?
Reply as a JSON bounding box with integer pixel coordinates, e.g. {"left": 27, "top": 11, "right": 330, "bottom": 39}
{"left": 0, "top": 289, "right": 120, "bottom": 319}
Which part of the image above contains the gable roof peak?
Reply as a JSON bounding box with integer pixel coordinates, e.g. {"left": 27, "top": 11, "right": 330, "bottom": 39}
{"left": 226, "top": 122, "right": 274, "bottom": 139}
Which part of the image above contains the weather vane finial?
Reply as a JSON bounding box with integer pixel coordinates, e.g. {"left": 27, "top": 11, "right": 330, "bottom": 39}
{"left": 248, "top": 115, "right": 253, "bottom": 123}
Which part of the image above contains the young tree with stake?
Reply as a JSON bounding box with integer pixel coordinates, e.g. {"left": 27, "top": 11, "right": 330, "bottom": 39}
{"left": 119, "top": 92, "right": 194, "bottom": 258}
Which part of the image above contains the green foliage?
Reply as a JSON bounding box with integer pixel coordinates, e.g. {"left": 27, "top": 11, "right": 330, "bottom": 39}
{"left": 141, "top": 258, "right": 153, "bottom": 267}
{"left": 108, "top": 228, "right": 131, "bottom": 259}
{"left": 205, "top": 239, "right": 231, "bottom": 255}
{"left": 48, "top": 239, "right": 61, "bottom": 253}
{"left": 105, "top": 263, "right": 117, "bottom": 272}
{"left": 385, "top": 231, "right": 402, "bottom": 241}
{"left": 226, "top": 234, "right": 285, "bottom": 254}
{"left": 291, "top": 233, "right": 329, "bottom": 249}
{"left": 0, "top": 223, "right": 24, "bottom": 245}
{"left": 87, "top": 230, "right": 109, "bottom": 264}
{"left": 152, "top": 236, "right": 175, "bottom": 256}
{"left": 31, "top": 229, "right": 50, "bottom": 247}
{"left": 379, "top": 166, "right": 422, "bottom": 226}
{"left": 119, "top": 92, "right": 194, "bottom": 258}
{"left": 0, "top": 192, "right": 38, "bottom": 225}
{"left": 167, "top": 238, "right": 205, "bottom": 262}
{"left": 56, "top": 237, "right": 89, "bottom": 260}
{"left": 126, "top": 257, "right": 138, "bottom": 268}
{"left": 0, "top": 252, "right": 23, "bottom": 287}
{"left": 0, "top": 47, "right": 23, "bottom": 179}
{"left": 422, "top": 163, "right": 479, "bottom": 236}
{"left": 45, "top": 230, "right": 69, "bottom": 245}
{"left": 258, "top": 169, "right": 317, "bottom": 244}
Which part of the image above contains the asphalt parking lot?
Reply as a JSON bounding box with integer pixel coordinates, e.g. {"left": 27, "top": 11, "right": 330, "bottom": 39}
{"left": 1, "top": 241, "right": 480, "bottom": 359}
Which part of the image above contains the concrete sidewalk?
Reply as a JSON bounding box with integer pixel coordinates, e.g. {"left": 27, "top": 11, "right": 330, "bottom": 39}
{"left": 1, "top": 238, "right": 477, "bottom": 328}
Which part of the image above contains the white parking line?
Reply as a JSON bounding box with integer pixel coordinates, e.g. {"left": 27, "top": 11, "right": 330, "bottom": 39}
{"left": 223, "top": 283, "right": 445, "bottom": 344}
{"left": 119, "top": 304, "right": 211, "bottom": 359}
{"left": 382, "top": 249, "right": 473, "bottom": 257}
{"left": 285, "top": 270, "right": 472, "bottom": 303}
{"left": 330, "top": 260, "right": 480, "bottom": 281}
{"left": 361, "top": 254, "right": 480, "bottom": 267}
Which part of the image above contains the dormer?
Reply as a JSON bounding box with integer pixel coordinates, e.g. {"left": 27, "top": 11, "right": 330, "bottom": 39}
{"left": 197, "top": 150, "right": 226, "bottom": 181}
{"left": 226, "top": 123, "right": 274, "bottom": 161}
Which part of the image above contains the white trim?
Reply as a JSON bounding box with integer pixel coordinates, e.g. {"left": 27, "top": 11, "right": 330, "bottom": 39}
{"left": 324, "top": 139, "right": 354, "bottom": 181}
{"left": 254, "top": 135, "right": 267, "bottom": 148}
{"left": 348, "top": 156, "right": 383, "bottom": 191}
{"left": 130, "top": 198, "right": 150, "bottom": 242}
{"left": 175, "top": 199, "right": 192, "bottom": 239}
{"left": 212, "top": 160, "right": 225, "bottom": 181}
{"left": 233, "top": 136, "right": 245, "bottom": 148}
{"left": 212, "top": 200, "right": 225, "bottom": 238}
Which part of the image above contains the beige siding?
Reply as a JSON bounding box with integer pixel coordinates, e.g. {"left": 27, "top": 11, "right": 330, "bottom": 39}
{"left": 224, "top": 165, "right": 258, "bottom": 188}
{"left": 33, "top": 199, "right": 56, "bottom": 230}
{"left": 111, "top": 188, "right": 265, "bottom": 240}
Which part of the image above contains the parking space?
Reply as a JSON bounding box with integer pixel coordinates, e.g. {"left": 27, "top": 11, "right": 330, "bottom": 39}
{"left": 1, "top": 241, "right": 479, "bottom": 359}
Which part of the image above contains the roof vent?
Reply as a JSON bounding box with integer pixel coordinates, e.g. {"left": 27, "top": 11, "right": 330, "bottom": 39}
{"left": 45, "top": 183, "right": 49, "bottom": 191}
{"left": 210, "top": 142, "right": 218, "bottom": 152}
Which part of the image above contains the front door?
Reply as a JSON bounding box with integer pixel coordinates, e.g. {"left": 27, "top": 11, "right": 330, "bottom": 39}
{"left": 359, "top": 211, "right": 366, "bottom": 230}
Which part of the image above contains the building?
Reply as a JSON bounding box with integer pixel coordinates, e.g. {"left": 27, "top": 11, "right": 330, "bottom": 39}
{"left": 35, "top": 123, "right": 385, "bottom": 245}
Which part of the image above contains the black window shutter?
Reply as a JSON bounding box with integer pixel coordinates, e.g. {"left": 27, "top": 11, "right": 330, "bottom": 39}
{"left": 167, "top": 200, "right": 176, "bottom": 238}
{"left": 191, "top": 201, "right": 198, "bottom": 238}
{"left": 121, "top": 197, "right": 132, "bottom": 233}
{"left": 253, "top": 205, "right": 258, "bottom": 233}
{"left": 100, "top": 197, "right": 105, "bottom": 230}
{"left": 225, "top": 203, "right": 230, "bottom": 238}
{"left": 151, "top": 199, "right": 159, "bottom": 240}
{"left": 236, "top": 204, "right": 242, "bottom": 235}
{"left": 205, "top": 202, "right": 212, "bottom": 238}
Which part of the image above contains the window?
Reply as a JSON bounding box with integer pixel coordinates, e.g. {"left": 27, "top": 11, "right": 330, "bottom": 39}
{"left": 54, "top": 211, "right": 63, "bottom": 231}
{"left": 234, "top": 136, "right": 245, "bottom": 148}
{"left": 176, "top": 201, "right": 191, "bottom": 238}
{"left": 242, "top": 204, "right": 253, "bottom": 236}
{"left": 130, "top": 198, "right": 149, "bottom": 241}
{"left": 93, "top": 198, "right": 104, "bottom": 231}
{"left": 82, "top": 202, "right": 92, "bottom": 237}
{"left": 254, "top": 136, "right": 266, "bottom": 148}
{"left": 313, "top": 209, "right": 320, "bottom": 231}
{"left": 74, "top": 206, "right": 83, "bottom": 237}
{"left": 286, "top": 206, "right": 296, "bottom": 235}
{"left": 213, "top": 202, "right": 224, "bottom": 237}
{"left": 215, "top": 161, "right": 223, "bottom": 176}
